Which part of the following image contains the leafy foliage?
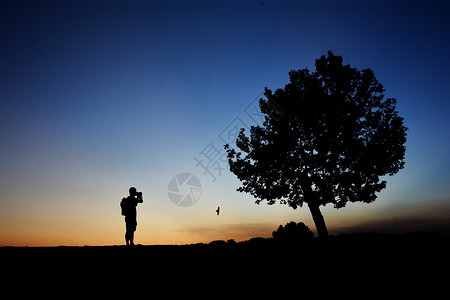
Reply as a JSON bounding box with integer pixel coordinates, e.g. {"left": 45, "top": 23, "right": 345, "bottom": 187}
{"left": 225, "top": 51, "right": 407, "bottom": 213}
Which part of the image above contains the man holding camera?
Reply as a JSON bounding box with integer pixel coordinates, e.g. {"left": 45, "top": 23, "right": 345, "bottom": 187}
{"left": 121, "top": 187, "right": 143, "bottom": 246}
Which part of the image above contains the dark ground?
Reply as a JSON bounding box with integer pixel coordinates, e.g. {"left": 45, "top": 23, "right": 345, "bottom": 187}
{"left": 3, "top": 232, "right": 449, "bottom": 295}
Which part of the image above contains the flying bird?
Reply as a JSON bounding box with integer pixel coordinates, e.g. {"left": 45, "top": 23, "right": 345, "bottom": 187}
{"left": 216, "top": 206, "right": 220, "bottom": 215}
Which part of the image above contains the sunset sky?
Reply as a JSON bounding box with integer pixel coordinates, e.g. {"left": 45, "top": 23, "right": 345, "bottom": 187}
{"left": 1, "top": 0, "right": 449, "bottom": 246}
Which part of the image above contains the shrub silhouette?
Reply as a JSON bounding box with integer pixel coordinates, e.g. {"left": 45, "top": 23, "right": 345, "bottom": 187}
{"left": 272, "top": 221, "right": 314, "bottom": 243}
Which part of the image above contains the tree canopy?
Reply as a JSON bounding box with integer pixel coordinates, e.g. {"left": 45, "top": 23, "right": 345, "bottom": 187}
{"left": 225, "top": 51, "right": 407, "bottom": 238}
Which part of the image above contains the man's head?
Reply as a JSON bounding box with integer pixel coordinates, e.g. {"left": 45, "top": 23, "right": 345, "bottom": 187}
{"left": 129, "top": 187, "right": 137, "bottom": 196}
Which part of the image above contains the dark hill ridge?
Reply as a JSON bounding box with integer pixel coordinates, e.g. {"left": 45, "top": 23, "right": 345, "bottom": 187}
{"left": 3, "top": 231, "right": 449, "bottom": 259}
{"left": 3, "top": 232, "right": 449, "bottom": 295}
{"left": 3, "top": 231, "right": 449, "bottom": 249}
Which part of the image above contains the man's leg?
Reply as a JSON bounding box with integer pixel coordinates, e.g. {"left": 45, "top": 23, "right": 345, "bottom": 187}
{"left": 125, "top": 231, "right": 130, "bottom": 245}
{"left": 129, "top": 231, "right": 134, "bottom": 246}
{"left": 129, "top": 218, "right": 137, "bottom": 246}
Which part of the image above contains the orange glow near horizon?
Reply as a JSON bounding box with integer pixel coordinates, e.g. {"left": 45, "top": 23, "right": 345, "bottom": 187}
{"left": 2, "top": 194, "right": 449, "bottom": 247}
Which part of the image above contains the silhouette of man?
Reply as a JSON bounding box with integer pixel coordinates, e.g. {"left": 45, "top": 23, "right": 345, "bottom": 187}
{"left": 120, "top": 187, "right": 143, "bottom": 246}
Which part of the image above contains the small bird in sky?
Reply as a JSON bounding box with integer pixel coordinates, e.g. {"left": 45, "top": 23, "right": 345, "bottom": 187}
{"left": 216, "top": 206, "right": 220, "bottom": 215}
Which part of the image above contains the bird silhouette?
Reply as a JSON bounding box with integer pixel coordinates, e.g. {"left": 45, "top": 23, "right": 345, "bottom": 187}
{"left": 216, "top": 206, "right": 220, "bottom": 215}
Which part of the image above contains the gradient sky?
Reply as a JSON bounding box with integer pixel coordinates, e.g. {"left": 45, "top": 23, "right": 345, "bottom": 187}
{"left": 1, "top": 0, "right": 449, "bottom": 246}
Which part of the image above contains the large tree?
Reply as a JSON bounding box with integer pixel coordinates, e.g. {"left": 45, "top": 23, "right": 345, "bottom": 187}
{"left": 225, "top": 51, "right": 407, "bottom": 238}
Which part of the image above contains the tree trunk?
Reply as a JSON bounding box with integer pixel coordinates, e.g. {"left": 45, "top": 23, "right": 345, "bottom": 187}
{"left": 308, "top": 203, "right": 329, "bottom": 238}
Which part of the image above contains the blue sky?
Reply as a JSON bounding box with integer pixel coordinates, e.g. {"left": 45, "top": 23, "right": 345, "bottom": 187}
{"left": 1, "top": 0, "right": 449, "bottom": 245}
